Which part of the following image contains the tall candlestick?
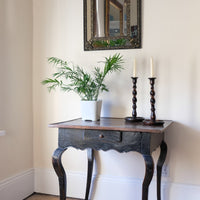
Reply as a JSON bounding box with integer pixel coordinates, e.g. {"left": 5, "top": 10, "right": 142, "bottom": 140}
{"left": 125, "top": 77, "right": 144, "bottom": 123}
{"left": 143, "top": 78, "right": 164, "bottom": 126}
{"left": 150, "top": 57, "right": 154, "bottom": 77}
{"left": 133, "top": 58, "right": 136, "bottom": 77}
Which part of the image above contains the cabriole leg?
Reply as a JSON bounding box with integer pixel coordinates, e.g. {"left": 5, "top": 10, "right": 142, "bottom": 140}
{"left": 142, "top": 154, "right": 154, "bottom": 200}
{"left": 52, "top": 147, "right": 67, "bottom": 200}
{"left": 157, "top": 141, "right": 167, "bottom": 200}
{"left": 85, "top": 148, "right": 94, "bottom": 200}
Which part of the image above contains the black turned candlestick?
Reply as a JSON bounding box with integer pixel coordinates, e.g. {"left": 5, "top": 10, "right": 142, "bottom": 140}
{"left": 143, "top": 78, "right": 164, "bottom": 126}
{"left": 125, "top": 77, "right": 144, "bottom": 123}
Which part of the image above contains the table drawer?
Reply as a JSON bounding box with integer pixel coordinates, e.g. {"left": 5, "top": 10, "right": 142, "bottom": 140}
{"left": 84, "top": 130, "right": 122, "bottom": 143}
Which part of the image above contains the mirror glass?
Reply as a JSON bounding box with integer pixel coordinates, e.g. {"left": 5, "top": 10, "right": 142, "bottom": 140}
{"left": 84, "top": 0, "right": 141, "bottom": 50}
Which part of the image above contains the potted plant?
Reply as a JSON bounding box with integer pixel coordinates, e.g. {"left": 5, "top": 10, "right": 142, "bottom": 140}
{"left": 42, "top": 53, "right": 124, "bottom": 121}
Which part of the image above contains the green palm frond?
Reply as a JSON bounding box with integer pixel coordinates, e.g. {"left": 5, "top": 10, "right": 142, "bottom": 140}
{"left": 103, "top": 53, "right": 124, "bottom": 76}
{"left": 42, "top": 54, "right": 124, "bottom": 100}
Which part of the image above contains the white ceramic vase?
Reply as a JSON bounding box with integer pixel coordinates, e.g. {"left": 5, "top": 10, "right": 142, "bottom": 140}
{"left": 80, "top": 100, "right": 102, "bottom": 121}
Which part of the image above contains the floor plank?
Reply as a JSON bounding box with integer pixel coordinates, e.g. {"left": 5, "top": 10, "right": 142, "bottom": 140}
{"left": 24, "top": 193, "right": 81, "bottom": 200}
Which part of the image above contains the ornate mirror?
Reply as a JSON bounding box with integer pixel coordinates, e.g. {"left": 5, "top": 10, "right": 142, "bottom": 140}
{"left": 84, "top": 0, "right": 141, "bottom": 50}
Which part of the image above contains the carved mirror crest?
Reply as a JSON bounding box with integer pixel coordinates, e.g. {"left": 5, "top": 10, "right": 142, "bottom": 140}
{"left": 84, "top": 0, "right": 141, "bottom": 50}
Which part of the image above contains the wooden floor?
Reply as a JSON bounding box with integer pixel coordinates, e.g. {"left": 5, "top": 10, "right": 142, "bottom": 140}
{"left": 24, "top": 193, "right": 81, "bottom": 200}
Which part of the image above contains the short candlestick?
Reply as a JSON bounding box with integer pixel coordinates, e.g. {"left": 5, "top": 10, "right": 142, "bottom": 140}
{"left": 143, "top": 78, "right": 164, "bottom": 126}
{"left": 125, "top": 77, "right": 144, "bottom": 123}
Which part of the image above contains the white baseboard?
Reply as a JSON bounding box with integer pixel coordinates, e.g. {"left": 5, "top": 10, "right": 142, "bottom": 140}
{"left": 1, "top": 168, "right": 199, "bottom": 200}
{"left": 0, "top": 169, "right": 34, "bottom": 200}
{"left": 34, "top": 168, "right": 86, "bottom": 198}
{"left": 1, "top": 168, "right": 200, "bottom": 200}
{"left": 34, "top": 168, "right": 200, "bottom": 200}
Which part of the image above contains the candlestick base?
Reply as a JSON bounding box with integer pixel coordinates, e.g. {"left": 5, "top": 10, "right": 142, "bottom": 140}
{"left": 125, "top": 116, "right": 144, "bottom": 123}
{"left": 143, "top": 119, "right": 164, "bottom": 126}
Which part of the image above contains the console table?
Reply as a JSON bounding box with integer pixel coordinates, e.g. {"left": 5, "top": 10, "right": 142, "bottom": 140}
{"left": 50, "top": 118, "right": 172, "bottom": 200}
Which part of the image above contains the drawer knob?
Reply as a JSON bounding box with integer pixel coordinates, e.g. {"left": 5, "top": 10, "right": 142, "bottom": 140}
{"left": 99, "top": 134, "right": 104, "bottom": 139}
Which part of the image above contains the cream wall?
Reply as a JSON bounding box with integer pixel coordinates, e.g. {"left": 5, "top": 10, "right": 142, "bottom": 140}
{"left": 0, "top": 0, "right": 33, "bottom": 180}
{"left": 33, "top": 0, "right": 200, "bottom": 197}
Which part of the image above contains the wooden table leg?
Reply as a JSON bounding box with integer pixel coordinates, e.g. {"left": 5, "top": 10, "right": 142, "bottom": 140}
{"left": 85, "top": 148, "right": 94, "bottom": 200}
{"left": 157, "top": 141, "right": 167, "bottom": 200}
{"left": 142, "top": 154, "right": 154, "bottom": 200}
{"left": 52, "top": 147, "right": 67, "bottom": 200}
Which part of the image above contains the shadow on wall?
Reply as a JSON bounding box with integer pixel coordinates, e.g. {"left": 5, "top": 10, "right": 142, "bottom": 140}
{"left": 102, "top": 100, "right": 127, "bottom": 117}
{"left": 164, "top": 121, "right": 200, "bottom": 199}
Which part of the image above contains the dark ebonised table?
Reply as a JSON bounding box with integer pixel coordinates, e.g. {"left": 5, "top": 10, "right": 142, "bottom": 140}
{"left": 50, "top": 118, "right": 172, "bottom": 200}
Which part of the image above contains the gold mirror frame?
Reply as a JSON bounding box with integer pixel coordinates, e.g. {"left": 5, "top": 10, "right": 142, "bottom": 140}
{"left": 84, "top": 0, "right": 142, "bottom": 51}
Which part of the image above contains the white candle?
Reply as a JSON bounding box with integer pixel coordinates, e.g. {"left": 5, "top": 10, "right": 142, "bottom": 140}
{"left": 150, "top": 57, "right": 154, "bottom": 77}
{"left": 133, "top": 58, "right": 136, "bottom": 77}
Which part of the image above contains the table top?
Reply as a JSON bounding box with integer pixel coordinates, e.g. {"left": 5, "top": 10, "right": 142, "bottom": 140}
{"left": 49, "top": 118, "right": 173, "bottom": 134}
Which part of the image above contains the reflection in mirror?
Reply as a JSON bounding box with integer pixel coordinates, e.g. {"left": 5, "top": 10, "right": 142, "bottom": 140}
{"left": 95, "top": 0, "right": 127, "bottom": 37}
{"left": 84, "top": 0, "right": 141, "bottom": 50}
